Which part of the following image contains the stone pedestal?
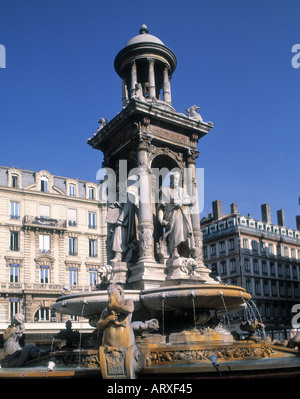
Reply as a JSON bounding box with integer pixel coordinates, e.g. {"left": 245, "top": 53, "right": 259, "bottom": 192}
{"left": 164, "top": 256, "right": 215, "bottom": 286}
{"left": 128, "top": 261, "right": 166, "bottom": 289}
{"left": 110, "top": 261, "right": 127, "bottom": 285}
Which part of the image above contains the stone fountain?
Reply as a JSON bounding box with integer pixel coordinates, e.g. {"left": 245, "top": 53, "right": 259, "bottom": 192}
{"left": 50, "top": 26, "right": 300, "bottom": 379}
{"left": 1, "top": 26, "right": 299, "bottom": 380}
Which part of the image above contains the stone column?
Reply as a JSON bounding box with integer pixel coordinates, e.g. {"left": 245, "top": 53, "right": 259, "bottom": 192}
{"left": 148, "top": 58, "right": 156, "bottom": 99}
{"left": 127, "top": 134, "right": 165, "bottom": 289}
{"left": 122, "top": 79, "right": 128, "bottom": 107}
{"left": 131, "top": 61, "right": 137, "bottom": 97}
{"left": 163, "top": 67, "right": 171, "bottom": 103}
{"left": 186, "top": 151, "right": 214, "bottom": 283}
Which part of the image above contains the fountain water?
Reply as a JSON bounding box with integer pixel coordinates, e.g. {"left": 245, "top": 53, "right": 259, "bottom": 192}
{"left": 190, "top": 290, "right": 197, "bottom": 330}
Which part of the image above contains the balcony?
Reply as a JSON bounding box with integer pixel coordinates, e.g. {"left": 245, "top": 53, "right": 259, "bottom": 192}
{"left": 23, "top": 215, "right": 67, "bottom": 232}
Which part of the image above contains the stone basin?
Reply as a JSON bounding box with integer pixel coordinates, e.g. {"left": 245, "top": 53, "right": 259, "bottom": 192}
{"left": 52, "top": 284, "right": 250, "bottom": 320}
{"left": 52, "top": 289, "right": 141, "bottom": 319}
{"left": 140, "top": 284, "right": 251, "bottom": 314}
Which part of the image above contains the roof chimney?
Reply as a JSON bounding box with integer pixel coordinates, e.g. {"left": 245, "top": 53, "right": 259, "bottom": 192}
{"left": 277, "top": 209, "right": 285, "bottom": 227}
{"left": 261, "top": 203, "right": 271, "bottom": 224}
{"left": 212, "top": 200, "right": 222, "bottom": 221}
{"left": 296, "top": 215, "right": 300, "bottom": 231}
{"left": 230, "top": 203, "right": 238, "bottom": 214}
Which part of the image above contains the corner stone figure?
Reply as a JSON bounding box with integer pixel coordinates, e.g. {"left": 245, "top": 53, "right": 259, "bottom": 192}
{"left": 0, "top": 313, "right": 46, "bottom": 367}
{"left": 158, "top": 171, "right": 195, "bottom": 259}
{"left": 106, "top": 202, "right": 134, "bottom": 263}
{"left": 97, "top": 284, "right": 143, "bottom": 379}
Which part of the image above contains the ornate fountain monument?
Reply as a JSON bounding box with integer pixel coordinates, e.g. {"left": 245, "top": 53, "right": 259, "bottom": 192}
{"left": 48, "top": 26, "right": 300, "bottom": 379}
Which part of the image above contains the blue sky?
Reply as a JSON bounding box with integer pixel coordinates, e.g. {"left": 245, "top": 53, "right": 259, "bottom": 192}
{"left": 0, "top": 0, "right": 299, "bottom": 229}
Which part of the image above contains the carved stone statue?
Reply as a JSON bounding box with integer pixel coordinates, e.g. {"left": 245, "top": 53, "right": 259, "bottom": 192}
{"left": 54, "top": 320, "right": 80, "bottom": 349}
{"left": 158, "top": 171, "right": 195, "bottom": 259}
{"left": 0, "top": 313, "right": 47, "bottom": 367}
{"left": 186, "top": 105, "right": 203, "bottom": 122}
{"left": 131, "top": 83, "right": 145, "bottom": 101}
{"left": 96, "top": 117, "right": 107, "bottom": 132}
{"left": 106, "top": 202, "right": 136, "bottom": 263}
{"left": 131, "top": 319, "right": 159, "bottom": 335}
{"left": 240, "top": 319, "right": 265, "bottom": 341}
{"left": 97, "top": 284, "right": 143, "bottom": 378}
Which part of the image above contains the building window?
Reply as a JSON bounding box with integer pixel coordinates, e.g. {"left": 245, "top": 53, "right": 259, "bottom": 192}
{"left": 69, "top": 183, "right": 76, "bottom": 197}
{"left": 210, "top": 244, "right": 216, "bottom": 256}
{"left": 244, "top": 258, "right": 250, "bottom": 272}
{"left": 39, "top": 204, "right": 50, "bottom": 218}
{"left": 271, "top": 283, "right": 277, "bottom": 296}
{"left": 221, "top": 261, "right": 227, "bottom": 275}
{"left": 243, "top": 238, "right": 248, "bottom": 249}
{"left": 34, "top": 307, "right": 55, "bottom": 322}
{"left": 11, "top": 174, "right": 19, "bottom": 188}
{"left": 9, "top": 264, "right": 19, "bottom": 283}
{"left": 89, "top": 270, "right": 97, "bottom": 286}
{"left": 285, "top": 264, "right": 290, "bottom": 279}
{"left": 270, "top": 262, "right": 275, "bottom": 275}
{"left": 278, "top": 263, "right": 283, "bottom": 276}
{"left": 294, "top": 284, "right": 299, "bottom": 298}
{"left": 203, "top": 246, "right": 207, "bottom": 258}
{"left": 10, "top": 201, "right": 20, "bottom": 219}
{"left": 292, "top": 266, "right": 297, "bottom": 280}
{"left": 253, "top": 259, "right": 259, "bottom": 273}
{"left": 39, "top": 234, "right": 50, "bottom": 253}
{"left": 69, "top": 237, "right": 78, "bottom": 256}
{"left": 284, "top": 246, "right": 289, "bottom": 257}
{"left": 9, "top": 299, "right": 20, "bottom": 319}
{"left": 219, "top": 241, "right": 225, "bottom": 253}
{"left": 263, "top": 281, "right": 269, "bottom": 296}
{"left": 68, "top": 208, "right": 77, "bottom": 226}
{"left": 277, "top": 244, "right": 281, "bottom": 256}
{"left": 268, "top": 244, "right": 273, "bottom": 255}
{"left": 230, "top": 258, "right": 236, "bottom": 273}
{"left": 89, "top": 239, "right": 97, "bottom": 257}
{"left": 279, "top": 283, "right": 285, "bottom": 297}
{"left": 40, "top": 266, "right": 50, "bottom": 284}
{"left": 69, "top": 268, "right": 78, "bottom": 286}
{"left": 262, "top": 261, "right": 267, "bottom": 274}
{"left": 88, "top": 212, "right": 96, "bottom": 228}
{"left": 88, "top": 187, "right": 95, "bottom": 200}
{"left": 255, "top": 280, "right": 261, "bottom": 295}
{"left": 291, "top": 248, "right": 295, "bottom": 259}
{"left": 246, "top": 280, "right": 252, "bottom": 294}
{"left": 40, "top": 177, "right": 48, "bottom": 192}
{"left": 251, "top": 240, "right": 258, "bottom": 252}
{"left": 10, "top": 231, "right": 19, "bottom": 251}
{"left": 228, "top": 238, "right": 235, "bottom": 251}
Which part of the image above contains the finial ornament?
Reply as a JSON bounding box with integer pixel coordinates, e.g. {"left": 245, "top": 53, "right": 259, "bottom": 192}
{"left": 139, "top": 24, "right": 149, "bottom": 34}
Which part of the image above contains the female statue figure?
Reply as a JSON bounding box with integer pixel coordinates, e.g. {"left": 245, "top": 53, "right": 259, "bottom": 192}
{"left": 158, "top": 171, "right": 195, "bottom": 258}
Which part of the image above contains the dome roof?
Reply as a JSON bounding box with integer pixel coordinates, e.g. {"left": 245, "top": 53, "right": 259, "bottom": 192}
{"left": 126, "top": 25, "right": 164, "bottom": 46}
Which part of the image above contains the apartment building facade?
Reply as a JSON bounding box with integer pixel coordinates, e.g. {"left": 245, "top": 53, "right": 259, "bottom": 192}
{"left": 0, "top": 166, "right": 107, "bottom": 340}
{"left": 201, "top": 200, "right": 300, "bottom": 340}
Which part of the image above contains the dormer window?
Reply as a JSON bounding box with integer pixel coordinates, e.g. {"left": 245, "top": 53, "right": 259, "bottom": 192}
{"left": 88, "top": 187, "right": 95, "bottom": 200}
{"left": 69, "top": 183, "right": 76, "bottom": 197}
{"left": 11, "top": 174, "right": 18, "bottom": 188}
{"left": 41, "top": 177, "right": 48, "bottom": 192}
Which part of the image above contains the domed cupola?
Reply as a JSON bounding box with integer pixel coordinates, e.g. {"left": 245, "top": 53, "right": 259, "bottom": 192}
{"left": 114, "top": 25, "right": 177, "bottom": 111}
